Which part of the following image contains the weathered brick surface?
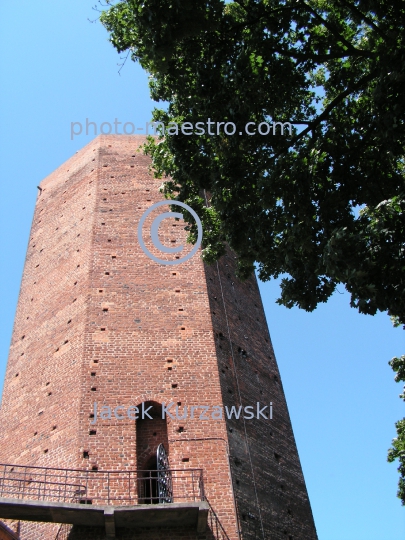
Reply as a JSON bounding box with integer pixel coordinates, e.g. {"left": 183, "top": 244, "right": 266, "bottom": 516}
{"left": 19, "top": 522, "right": 60, "bottom": 540}
{"left": 0, "top": 135, "right": 317, "bottom": 540}
{"left": 205, "top": 254, "right": 317, "bottom": 540}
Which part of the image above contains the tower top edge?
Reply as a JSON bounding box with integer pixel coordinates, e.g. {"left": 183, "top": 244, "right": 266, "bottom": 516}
{"left": 38, "top": 134, "right": 156, "bottom": 190}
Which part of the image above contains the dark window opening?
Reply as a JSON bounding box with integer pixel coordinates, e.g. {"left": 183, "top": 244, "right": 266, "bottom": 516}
{"left": 140, "top": 455, "right": 159, "bottom": 504}
{"left": 136, "top": 402, "right": 170, "bottom": 504}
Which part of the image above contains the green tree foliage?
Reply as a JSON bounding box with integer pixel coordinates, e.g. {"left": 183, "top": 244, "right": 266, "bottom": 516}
{"left": 100, "top": 0, "right": 405, "bottom": 501}
{"left": 101, "top": 0, "right": 405, "bottom": 321}
{"left": 388, "top": 355, "right": 405, "bottom": 505}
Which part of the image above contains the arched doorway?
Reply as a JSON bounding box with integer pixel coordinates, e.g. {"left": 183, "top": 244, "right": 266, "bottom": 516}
{"left": 136, "top": 402, "right": 171, "bottom": 504}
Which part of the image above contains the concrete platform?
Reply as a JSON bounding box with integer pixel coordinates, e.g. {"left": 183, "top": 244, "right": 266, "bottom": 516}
{"left": 0, "top": 498, "right": 209, "bottom": 539}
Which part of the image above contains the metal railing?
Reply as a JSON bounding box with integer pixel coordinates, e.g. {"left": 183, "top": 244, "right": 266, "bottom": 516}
{"left": 0, "top": 463, "right": 204, "bottom": 506}
{"left": 205, "top": 497, "right": 231, "bottom": 540}
{"left": 0, "top": 463, "right": 231, "bottom": 540}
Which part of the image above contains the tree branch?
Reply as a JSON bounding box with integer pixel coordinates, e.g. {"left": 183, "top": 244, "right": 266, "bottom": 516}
{"left": 300, "top": 0, "right": 370, "bottom": 55}
{"left": 336, "top": 0, "right": 388, "bottom": 41}
{"left": 269, "top": 69, "right": 379, "bottom": 161}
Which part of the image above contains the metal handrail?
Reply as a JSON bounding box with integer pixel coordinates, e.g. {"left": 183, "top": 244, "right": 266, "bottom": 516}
{"left": 0, "top": 463, "right": 231, "bottom": 540}
{"left": 0, "top": 463, "right": 204, "bottom": 506}
{"left": 204, "top": 496, "right": 231, "bottom": 540}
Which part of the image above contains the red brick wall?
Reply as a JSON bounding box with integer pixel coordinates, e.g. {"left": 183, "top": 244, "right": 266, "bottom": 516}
{"left": 0, "top": 135, "right": 317, "bottom": 540}
{"left": 205, "top": 253, "right": 317, "bottom": 539}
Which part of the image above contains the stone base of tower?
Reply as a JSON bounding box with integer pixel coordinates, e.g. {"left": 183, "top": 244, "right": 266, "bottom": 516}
{"left": 18, "top": 522, "right": 216, "bottom": 540}
{"left": 62, "top": 525, "right": 213, "bottom": 540}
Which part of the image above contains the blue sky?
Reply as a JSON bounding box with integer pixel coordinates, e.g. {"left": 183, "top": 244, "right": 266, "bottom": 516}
{"left": 0, "top": 2, "right": 403, "bottom": 539}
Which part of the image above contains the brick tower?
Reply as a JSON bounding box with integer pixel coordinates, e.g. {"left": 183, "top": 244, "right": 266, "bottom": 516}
{"left": 0, "top": 135, "right": 317, "bottom": 540}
